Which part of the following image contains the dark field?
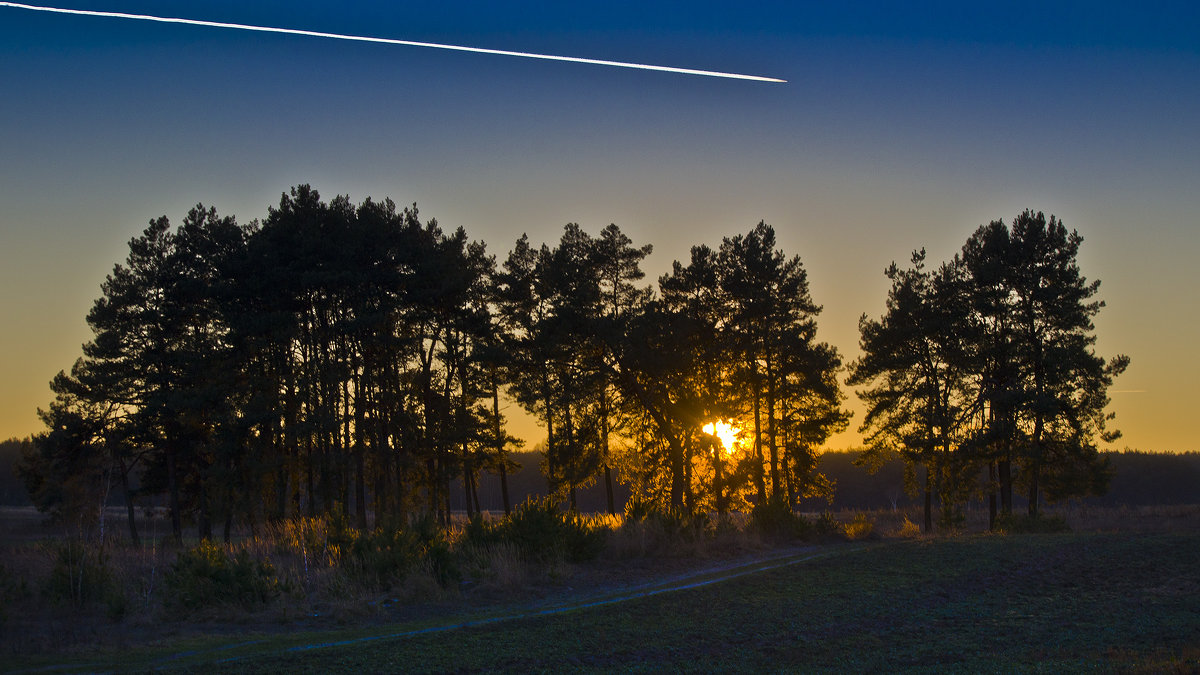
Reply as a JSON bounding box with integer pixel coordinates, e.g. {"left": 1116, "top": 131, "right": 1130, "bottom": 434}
{"left": 3, "top": 506, "right": 1198, "bottom": 674}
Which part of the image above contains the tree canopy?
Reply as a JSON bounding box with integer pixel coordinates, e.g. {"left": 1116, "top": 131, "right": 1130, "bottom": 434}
{"left": 23, "top": 194, "right": 1124, "bottom": 539}
{"left": 849, "top": 211, "right": 1128, "bottom": 530}
{"left": 23, "top": 187, "right": 852, "bottom": 540}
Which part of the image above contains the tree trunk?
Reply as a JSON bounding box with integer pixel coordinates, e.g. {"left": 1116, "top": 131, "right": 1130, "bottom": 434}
{"left": 766, "top": 354, "right": 779, "bottom": 498}
{"left": 923, "top": 463, "right": 933, "bottom": 533}
{"left": 197, "top": 481, "right": 213, "bottom": 541}
{"left": 714, "top": 451, "right": 726, "bottom": 515}
{"left": 166, "top": 440, "right": 183, "bottom": 544}
{"left": 988, "top": 461, "right": 998, "bottom": 530}
{"left": 353, "top": 371, "right": 368, "bottom": 530}
{"left": 601, "top": 391, "right": 615, "bottom": 515}
{"left": 499, "top": 462, "right": 511, "bottom": 516}
{"left": 999, "top": 454, "right": 1013, "bottom": 515}
{"left": 462, "top": 454, "right": 475, "bottom": 518}
{"left": 751, "top": 366, "right": 766, "bottom": 502}
{"left": 489, "top": 369, "right": 512, "bottom": 516}
{"left": 118, "top": 455, "right": 139, "bottom": 546}
{"left": 1028, "top": 465, "right": 1041, "bottom": 518}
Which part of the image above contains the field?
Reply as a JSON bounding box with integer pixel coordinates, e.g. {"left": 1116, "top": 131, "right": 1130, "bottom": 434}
{"left": 2, "top": 507, "right": 1198, "bottom": 673}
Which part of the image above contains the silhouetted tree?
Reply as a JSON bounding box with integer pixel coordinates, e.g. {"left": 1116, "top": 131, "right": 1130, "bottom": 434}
{"left": 959, "top": 211, "right": 1127, "bottom": 517}
{"left": 848, "top": 251, "right": 972, "bottom": 531}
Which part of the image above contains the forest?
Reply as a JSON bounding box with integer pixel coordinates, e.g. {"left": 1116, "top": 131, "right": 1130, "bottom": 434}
{"left": 17, "top": 186, "right": 1129, "bottom": 541}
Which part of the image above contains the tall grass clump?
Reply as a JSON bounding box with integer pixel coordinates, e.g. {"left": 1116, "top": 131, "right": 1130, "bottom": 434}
{"left": 994, "top": 512, "right": 1071, "bottom": 534}
{"left": 895, "top": 515, "right": 922, "bottom": 538}
{"left": 842, "top": 512, "right": 875, "bottom": 540}
{"left": 608, "top": 498, "right": 715, "bottom": 558}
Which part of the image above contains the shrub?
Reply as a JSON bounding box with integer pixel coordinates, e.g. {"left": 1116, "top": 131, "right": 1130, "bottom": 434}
{"left": 43, "top": 539, "right": 115, "bottom": 610}
{"left": 843, "top": 513, "right": 875, "bottom": 540}
{"left": 346, "top": 525, "right": 423, "bottom": 588}
{"left": 623, "top": 496, "right": 660, "bottom": 524}
{"left": 896, "top": 516, "right": 922, "bottom": 538}
{"left": 814, "top": 511, "right": 845, "bottom": 540}
{"left": 751, "top": 497, "right": 811, "bottom": 540}
{"left": 497, "top": 498, "right": 605, "bottom": 563}
{"left": 625, "top": 497, "right": 704, "bottom": 532}
{"left": 165, "top": 541, "right": 280, "bottom": 609}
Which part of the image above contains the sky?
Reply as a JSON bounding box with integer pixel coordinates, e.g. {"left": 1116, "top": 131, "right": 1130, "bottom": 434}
{"left": 2, "top": 1, "right": 1198, "bottom": 453}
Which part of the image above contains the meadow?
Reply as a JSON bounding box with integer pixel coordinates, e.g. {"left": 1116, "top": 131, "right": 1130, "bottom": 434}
{"left": 2, "top": 505, "right": 1197, "bottom": 673}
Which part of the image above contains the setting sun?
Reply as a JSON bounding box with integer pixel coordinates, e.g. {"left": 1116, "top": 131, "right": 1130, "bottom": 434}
{"left": 702, "top": 421, "right": 740, "bottom": 453}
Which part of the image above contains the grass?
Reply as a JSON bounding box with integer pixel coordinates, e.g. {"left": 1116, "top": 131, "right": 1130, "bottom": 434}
{"left": 6, "top": 529, "right": 1198, "bottom": 673}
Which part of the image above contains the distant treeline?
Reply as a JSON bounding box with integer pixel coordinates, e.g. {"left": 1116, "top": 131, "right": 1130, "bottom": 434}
{"left": 5, "top": 440, "right": 1194, "bottom": 511}
{"left": 444, "top": 449, "right": 1200, "bottom": 513}
{"left": 808, "top": 449, "right": 1200, "bottom": 511}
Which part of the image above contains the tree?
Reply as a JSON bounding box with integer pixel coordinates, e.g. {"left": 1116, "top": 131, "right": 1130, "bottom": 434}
{"left": 851, "top": 211, "right": 1129, "bottom": 529}
{"left": 848, "top": 250, "right": 972, "bottom": 531}
{"left": 718, "top": 222, "right": 842, "bottom": 505}
{"left": 960, "top": 211, "right": 1127, "bottom": 517}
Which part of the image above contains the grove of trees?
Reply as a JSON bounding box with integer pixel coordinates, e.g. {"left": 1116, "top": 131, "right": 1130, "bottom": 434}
{"left": 20, "top": 189, "right": 1126, "bottom": 540}
{"left": 848, "top": 211, "right": 1129, "bottom": 530}
{"left": 21, "top": 186, "right": 852, "bottom": 542}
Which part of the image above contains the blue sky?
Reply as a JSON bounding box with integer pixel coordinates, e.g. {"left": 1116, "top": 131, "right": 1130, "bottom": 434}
{"left": 2, "top": 1, "right": 1198, "bottom": 451}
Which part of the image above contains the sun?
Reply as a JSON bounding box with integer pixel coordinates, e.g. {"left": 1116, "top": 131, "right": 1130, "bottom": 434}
{"left": 702, "top": 421, "right": 740, "bottom": 453}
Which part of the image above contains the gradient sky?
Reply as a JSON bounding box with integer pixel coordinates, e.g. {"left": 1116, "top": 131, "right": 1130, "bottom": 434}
{"left": 2, "top": 1, "right": 1198, "bottom": 452}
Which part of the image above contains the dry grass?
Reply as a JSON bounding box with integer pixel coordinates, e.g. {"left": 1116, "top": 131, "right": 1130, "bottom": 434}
{"left": 2, "top": 502, "right": 1197, "bottom": 658}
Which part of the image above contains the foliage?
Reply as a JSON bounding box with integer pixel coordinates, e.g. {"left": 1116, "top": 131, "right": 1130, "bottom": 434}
{"left": 164, "top": 541, "right": 281, "bottom": 609}
{"left": 41, "top": 538, "right": 125, "bottom": 617}
{"left": 750, "top": 496, "right": 812, "bottom": 539}
{"left": 29, "top": 186, "right": 1127, "bottom": 563}
{"left": 465, "top": 498, "right": 606, "bottom": 564}
{"left": 345, "top": 524, "right": 427, "bottom": 588}
{"left": 850, "top": 211, "right": 1129, "bottom": 531}
{"left": 895, "top": 515, "right": 922, "bottom": 538}
{"left": 843, "top": 512, "right": 875, "bottom": 540}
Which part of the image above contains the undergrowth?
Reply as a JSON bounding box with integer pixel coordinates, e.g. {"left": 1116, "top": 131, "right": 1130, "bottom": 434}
{"left": 1, "top": 501, "right": 886, "bottom": 652}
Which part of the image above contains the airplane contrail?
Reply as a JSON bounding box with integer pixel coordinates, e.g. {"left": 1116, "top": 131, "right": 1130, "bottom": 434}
{"left": 0, "top": 2, "right": 786, "bottom": 83}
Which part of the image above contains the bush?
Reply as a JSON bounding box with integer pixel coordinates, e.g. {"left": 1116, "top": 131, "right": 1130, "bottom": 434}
{"left": 814, "top": 511, "right": 845, "bottom": 540}
{"left": 412, "top": 514, "right": 460, "bottom": 587}
{"left": 346, "top": 525, "right": 424, "bottom": 588}
{"left": 624, "top": 498, "right": 703, "bottom": 534}
{"left": 843, "top": 513, "right": 875, "bottom": 540}
{"left": 43, "top": 539, "right": 115, "bottom": 610}
{"left": 495, "top": 498, "right": 605, "bottom": 563}
{"left": 751, "top": 497, "right": 812, "bottom": 540}
{"left": 165, "top": 541, "right": 280, "bottom": 609}
{"left": 896, "top": 516, "right": 922, "bottom": 538}
{"left": 623, "top": 497, "right": 661, "bottom": 524}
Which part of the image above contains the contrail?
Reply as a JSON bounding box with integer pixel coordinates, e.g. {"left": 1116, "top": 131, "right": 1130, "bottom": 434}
{"left": 0, "top": 2, "right": 786, "bottom": 83}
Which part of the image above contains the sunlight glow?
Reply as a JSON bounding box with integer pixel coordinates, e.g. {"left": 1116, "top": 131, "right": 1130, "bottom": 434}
{"left": 703, "top": 421, "right": 740, "bottom": 453}
{"left": 0, "top": 2, "right": 787, "bottom": 83}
